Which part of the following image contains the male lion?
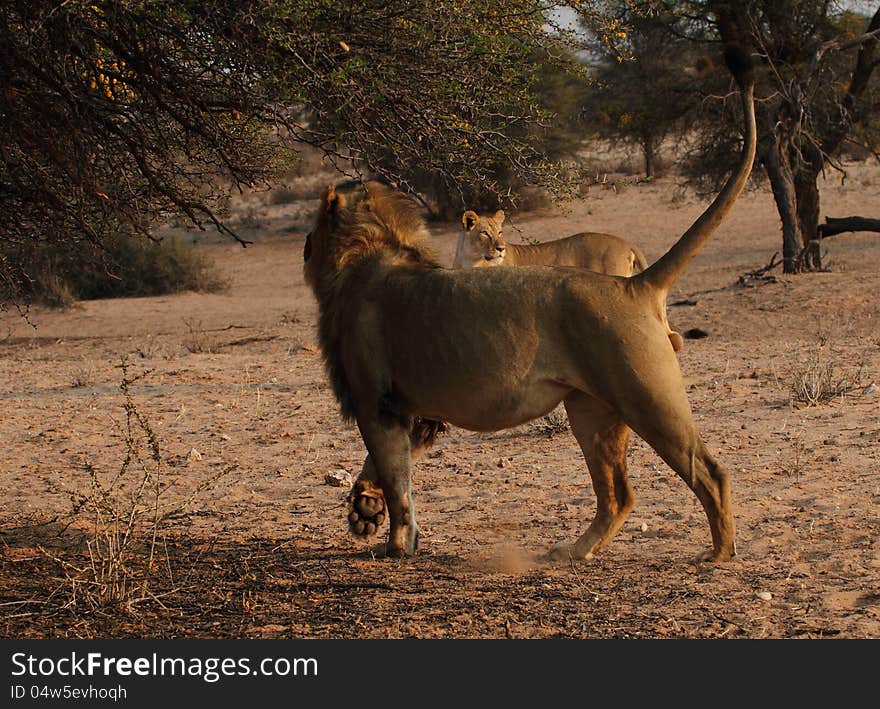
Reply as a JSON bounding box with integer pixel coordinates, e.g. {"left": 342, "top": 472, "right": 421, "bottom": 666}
{"left": 452, "top": 210, "right": 684, "bottom": 352}
{"left": 303, "top": 47, "right": 755, "bottom": 563}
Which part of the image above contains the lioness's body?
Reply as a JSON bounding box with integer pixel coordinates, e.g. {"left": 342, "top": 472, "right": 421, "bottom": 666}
{"left": 452, "top": 210, "right": 683, "bottom": 351}
{"left": 500, "top": 233, "right": 648, "bottom": 274}
{"left": 452, "top": 210, "right": 647, "bottom": 278}
{"left": 304, "top": 46, "right": 756, "bottom": 563}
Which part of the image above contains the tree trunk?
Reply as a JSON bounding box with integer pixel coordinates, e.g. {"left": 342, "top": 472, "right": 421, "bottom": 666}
{"left": 642, "top": 133, "right": 655, "bottom": 178}
{"left": 762, "top": 131, "right": 804, "bottom": 273}
{"left": 794, "top": 168, "right": 822, "bottom": 270}
{"left": 793, "top": 141, "right": 825, "bottom": 270}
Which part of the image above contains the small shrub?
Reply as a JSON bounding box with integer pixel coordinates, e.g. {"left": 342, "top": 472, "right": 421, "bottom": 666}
{"left": 779, "top": 433, "right": 808, "bottom": 482}
{"left": 789, "top": 345, "right": 864, "bottom": 407}
{"left": 531, "top": 406, "right": 569, "bottom": 435}
{"left": 266, "top": 179, "right": 331, "bottom": 204}
{"left": 181, "top": 318, "right": 218, "bottom": 354}
{"left": 267, "top": 187, "right": 301, "bottom": 205}
{"left": 235, "top": 206, "right": 264, "bottom": 230}
{"left": 6, "top": 233, "right": 225, "bottom": 307}
{"left": 44, "top": 360, "right": 234, "bottom": 610}
{"left": 512, "top": 186, "right": 552, "bottom": 212}
{"left": 71, "top": 367, "right": 93, "bottom": 388}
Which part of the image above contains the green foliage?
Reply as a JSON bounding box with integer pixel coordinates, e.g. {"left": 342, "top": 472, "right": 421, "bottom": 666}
{"left": 396, "top": 49, "right": 593, "bottom": 217}
{"left": 275, "top": 3, "right": 589, "bottom": 215}
{"left": 575, "top": 1, "right": 880, "bottom": 273}
{"left": 580, "top": 2, "right": 879, "bottom": 190}
{"left": 1, "top": 0, "right": 587, "bottom": 300}
{"left": 584, "top": 10, "right": 704, "bottom": 177}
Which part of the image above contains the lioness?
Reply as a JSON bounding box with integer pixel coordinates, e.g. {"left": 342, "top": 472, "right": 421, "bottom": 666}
{"left": 303, "top": 47, "right": 755, "bottom": 563}
{"left": 453, "top": 210, "right": 647, "bottom": 276}
{"left": 453, "top": 210, "right": 684, "bottom": 352}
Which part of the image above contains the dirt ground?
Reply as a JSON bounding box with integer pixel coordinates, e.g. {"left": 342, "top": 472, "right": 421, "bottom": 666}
{"left": 1, "top": 161, "right": 879, "bottom": 639}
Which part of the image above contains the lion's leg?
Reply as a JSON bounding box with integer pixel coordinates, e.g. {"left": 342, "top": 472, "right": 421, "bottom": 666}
{"left": 353, "top": 417, "right": 419, "bottom": 558}
{"left": 621, "top": 398, "right": 735, "bottom": 562}
{"left": 347, "top": 419, "right": 446, "bottom": 540}
{"left": 656, "top": 435, "right": 735, "bottom": 562}
{"left": 549, "top": 392, "right": 634, "bottom": 562}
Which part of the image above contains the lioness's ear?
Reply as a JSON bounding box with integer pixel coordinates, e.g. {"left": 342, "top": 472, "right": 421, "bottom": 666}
{"left": 492, "top": 210, "right": 505, "bottom": 227}
{"left": 462, "top": 210, "right": 479, "bottom": 232}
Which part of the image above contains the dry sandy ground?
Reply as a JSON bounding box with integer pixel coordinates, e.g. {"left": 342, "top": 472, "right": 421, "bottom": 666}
{"left": 1, "top": 162, "right": 878, "bottom": 639}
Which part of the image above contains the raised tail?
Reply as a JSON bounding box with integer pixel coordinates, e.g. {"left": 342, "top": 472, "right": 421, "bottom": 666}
{"left": 636, "top": 46, "right": 757, "bottom": 294}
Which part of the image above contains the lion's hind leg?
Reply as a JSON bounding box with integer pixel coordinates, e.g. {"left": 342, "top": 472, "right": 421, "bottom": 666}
{"left": 549, "top": 392, "right": 634, "bottom": 562}
{"left": 652, "top": 434, "right": 735, "bottom": 562}
{"left": 620, "top": 389, "right": 736, "bottom": 562}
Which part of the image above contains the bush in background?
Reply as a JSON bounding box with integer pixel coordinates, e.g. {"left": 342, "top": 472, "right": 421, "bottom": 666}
{"left": 6, "top": 234, "right": 225, "bottom": 307}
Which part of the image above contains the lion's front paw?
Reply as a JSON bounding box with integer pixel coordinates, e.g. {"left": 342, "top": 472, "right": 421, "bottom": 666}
{"left": 346, "top": 479, "right": 386, "bottom": 537}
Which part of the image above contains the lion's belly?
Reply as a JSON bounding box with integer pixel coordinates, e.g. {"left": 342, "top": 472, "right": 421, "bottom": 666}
{"left": 395, "top": 372, "right": 573, "bottom": 433}
{"left": 445, "top": 387, "right": 570, "bottom": 432}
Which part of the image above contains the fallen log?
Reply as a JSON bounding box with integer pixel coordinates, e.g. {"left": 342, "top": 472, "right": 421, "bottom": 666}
{"left": 818, "top": 216, "right": 880, "bottom": 238}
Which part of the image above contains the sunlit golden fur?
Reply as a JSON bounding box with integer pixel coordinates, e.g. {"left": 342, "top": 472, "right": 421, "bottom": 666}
{"left": 303, "top": 48, "right": 756, "bottom": 563}
{"left": 452, "top": 209, "right": 684, "bottom": 352}
{"left": 453, "top": 209, "right": 648, "bottom": 276}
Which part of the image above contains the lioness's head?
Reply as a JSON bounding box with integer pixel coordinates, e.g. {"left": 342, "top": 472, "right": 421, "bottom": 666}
{"left": 452, "top": 209, "right": 507, "bottom": 268}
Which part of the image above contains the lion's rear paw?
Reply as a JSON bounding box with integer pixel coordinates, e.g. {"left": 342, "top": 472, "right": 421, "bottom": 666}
{"left": 346, "top": 479, "right": 386, "bottom": 537}
{"left": 549, "top": 542, "right": 573, "bottom": 562}
{"left": 548, "top": 542, "right": 594, "bottom": 563}
{"left": 695, "top": 547, "right": 736, "bottom": 564}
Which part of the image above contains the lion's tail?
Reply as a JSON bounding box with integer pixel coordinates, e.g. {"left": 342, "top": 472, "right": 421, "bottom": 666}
{"left": 635, "top": 46, "right": 756, "bottom": 295}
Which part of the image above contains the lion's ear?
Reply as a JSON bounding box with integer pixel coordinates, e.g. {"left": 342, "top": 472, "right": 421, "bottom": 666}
{"left": 462, "top": 210, "right": 479, "bottom": 232}
{"left": 322, "top": 185, "right": 336, "bottom": 213}
{"left": 492, "top": 210, "right": 505, "bottom": 227}
{"left": 323, "top": 185, "right": 346, "bottom": 213}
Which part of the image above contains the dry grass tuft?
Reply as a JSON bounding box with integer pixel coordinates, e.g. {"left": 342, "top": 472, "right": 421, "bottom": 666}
{"left": 789, "top": 344, "right": 864, "bottom": 407}
{"left": 42, "top": 359, "right": 234, "bottom": 611}
{"left": 530, "top": 406, "right": 570, "bottom": 436}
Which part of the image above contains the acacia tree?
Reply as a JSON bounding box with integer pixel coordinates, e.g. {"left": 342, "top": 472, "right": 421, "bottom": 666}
{"left": 580, "top": 0, "right": 880, "bottom": 273}
{"left": 719, "top": 1, "right": 879, "bottom": 272}
{"left": 0, "top": 0, "right": 582, "bottom": 302}
{"left": 586, "top": 12, "right": 702, "bottom": 177}
{"left": 401, "top": 48, "right": 594, "bottom": 219}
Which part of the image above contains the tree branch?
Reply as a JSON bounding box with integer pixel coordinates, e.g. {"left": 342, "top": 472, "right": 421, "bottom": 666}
{"left": 817, "top": 216, "right": 880, "bottom": 238}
